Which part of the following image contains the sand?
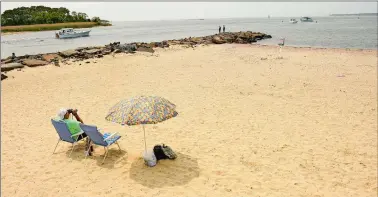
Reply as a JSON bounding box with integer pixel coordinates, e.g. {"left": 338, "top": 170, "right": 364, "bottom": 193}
{"left": 1, "top": 44, "right": 377, "bottom": 197}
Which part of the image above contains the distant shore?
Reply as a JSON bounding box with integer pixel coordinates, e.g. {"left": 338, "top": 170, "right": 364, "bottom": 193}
{"left": 1, "top": 22, "right": 111, "bottom": 34}
{"left": 330, "top": 13, "right": 377, "bottom": 16}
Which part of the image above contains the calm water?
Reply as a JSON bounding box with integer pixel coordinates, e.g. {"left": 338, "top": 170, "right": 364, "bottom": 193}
{"left": 1, "top": 16, "right": 377, "bottom": 57}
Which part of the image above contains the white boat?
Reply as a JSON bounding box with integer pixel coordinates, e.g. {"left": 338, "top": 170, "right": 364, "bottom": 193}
{"left": 300, "top": 17, "right": 314, "bottom": 22}
{"left": 289, "top": 19, "right": 298, "bottom": 24}
{"left": 55, "top": 28, "right": 91, "bottom": 39}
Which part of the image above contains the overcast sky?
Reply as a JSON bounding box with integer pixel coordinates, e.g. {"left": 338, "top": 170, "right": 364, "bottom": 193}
{"left": 1, "top": 2, "right": 377, "bottom": 21}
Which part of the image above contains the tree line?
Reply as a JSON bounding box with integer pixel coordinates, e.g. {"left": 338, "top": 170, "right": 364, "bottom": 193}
{"left": 1, "top": 6, "right": 106, "bottom": 26}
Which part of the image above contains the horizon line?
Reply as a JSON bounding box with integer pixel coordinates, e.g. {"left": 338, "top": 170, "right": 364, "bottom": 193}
{"left": 108, "top": 14, "right": 375, "bottom": 22}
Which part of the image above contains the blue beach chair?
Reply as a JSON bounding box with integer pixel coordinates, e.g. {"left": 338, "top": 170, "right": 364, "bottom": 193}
{"left": 51, "top": 119, "right": 87, "bottom": 157}
{"left": 79, "top": 124, "right": 122, "bottom": 164}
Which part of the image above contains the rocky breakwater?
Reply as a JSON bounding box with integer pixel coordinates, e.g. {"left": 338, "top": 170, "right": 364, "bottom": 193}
{"left": 1, "top": 31, "right": 271, "bottom": 80}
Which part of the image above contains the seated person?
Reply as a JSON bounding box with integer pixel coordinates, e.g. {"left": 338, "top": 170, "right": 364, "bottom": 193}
{"left": 56, "top": 108, "right": 94, "bottom": 156}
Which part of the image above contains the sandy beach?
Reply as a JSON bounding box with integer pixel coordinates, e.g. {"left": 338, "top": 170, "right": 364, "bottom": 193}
{"left": 1, "top": 44, "right": 377, "bottom": 197}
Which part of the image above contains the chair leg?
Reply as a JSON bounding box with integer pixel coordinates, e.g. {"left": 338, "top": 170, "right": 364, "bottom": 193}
{"left": 53, "top": 139, "right": 61, "bottom": 154}
{"left": 69, "top": 143, "right": 76, "bottom": 157}
{"left": 85, "top": 141, "right": 92, "bottom": 158}
{"left": 102, "top": 147, "right": 109, "bottom": 164}
{"left": 115, "top": 141, "right": 121, "bottom": 152}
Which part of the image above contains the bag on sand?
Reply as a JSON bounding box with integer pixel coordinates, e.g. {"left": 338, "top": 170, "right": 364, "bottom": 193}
{"left": 153, "top": 144, "right": 169, "bottom": 161}
{"left": 143, "top": 151, "right": 157, "bottom": 167}
{"left": 153, "top": 144, "right": 177, "bottom": 160}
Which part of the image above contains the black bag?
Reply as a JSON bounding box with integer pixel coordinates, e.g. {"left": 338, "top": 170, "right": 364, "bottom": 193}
{"left": 153, "top": 144, "right": 177, "bottom": 161}
{"left": 161, "top": 144, "right": 177, "bottom": 160}
{"left": 153, "top": 144, "right": 169, "bottom": 161}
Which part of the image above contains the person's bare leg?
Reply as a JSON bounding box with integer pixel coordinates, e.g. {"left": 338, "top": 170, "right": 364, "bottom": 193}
{"left": 71, "top": 110, "right": 93, "bottom": 155}
{"left": 85, "top": 138, "right": 93, "bottom": 156}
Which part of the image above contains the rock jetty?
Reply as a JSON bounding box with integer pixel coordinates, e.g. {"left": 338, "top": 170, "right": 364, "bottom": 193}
{"left": 1, "top": 31, "right": 272, "bottom": 80}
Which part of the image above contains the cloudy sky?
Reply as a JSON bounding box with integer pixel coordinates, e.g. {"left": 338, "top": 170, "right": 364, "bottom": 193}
{"left": 1, "top": 2, "right": 377, "bottom": 21}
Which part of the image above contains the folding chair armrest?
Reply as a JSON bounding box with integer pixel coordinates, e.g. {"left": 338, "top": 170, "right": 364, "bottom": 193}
{"left": 104, "top": 132, "right": 119, "bottom": 141}
{"left": 71, "top": 130, "right": 84, "bottom": 138}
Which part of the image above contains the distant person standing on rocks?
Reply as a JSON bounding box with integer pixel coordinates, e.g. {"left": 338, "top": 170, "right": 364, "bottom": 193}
{"left": 223, "top": 25, "right": 225, "bottom": 33}
{"left": 218, "top": 26, "right": 221, "bottom": 34}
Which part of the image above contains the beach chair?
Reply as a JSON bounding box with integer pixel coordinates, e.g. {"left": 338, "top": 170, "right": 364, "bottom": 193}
{"left": 79, "top": 124, "right": 122, "bottom": 164}
{"left": 51, "top": 119, "right": 87, "bottom": 157}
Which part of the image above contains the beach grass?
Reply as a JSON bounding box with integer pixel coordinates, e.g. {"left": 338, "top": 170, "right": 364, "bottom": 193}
{"left": 1, "top": 22, "right": 111, "bottom": 33}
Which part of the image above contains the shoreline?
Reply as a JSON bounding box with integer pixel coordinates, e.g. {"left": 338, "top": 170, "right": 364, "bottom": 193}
{"left": 1, "top": 31, "right": 273, "bottom": 74}
{"left": 255, "top": 43, "right": 377, "bottom": 52}
{"left": 1, "top": 22, "right": 111, "bottom": 34}
{"left": 2, "top": 43, "right": 376, "bottom": 81}
{"left": 2, "top": 37, "right": 376, "bottom": 56}
{"left": 2, "top": 30, "right": 377, "bottom": 78}
{"left": 1, "top": 36, "right": 376, "bottom": 56}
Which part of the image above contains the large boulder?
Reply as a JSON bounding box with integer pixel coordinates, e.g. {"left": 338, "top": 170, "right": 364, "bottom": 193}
{"left": 237, "top": 31, "right": 251, "bottom": 39}
{"left": 254, "top": 35, "right": 263, "bottom": 41}
{"left": 59, "top": 49, "right": 78, "bottom": 57}
{"left": 162, "top": 40, "right": 169, "bottom": 47}
{"left": 75, "top": 47, "right": 88, "bottom": 51}
{"left": 1, "top": 63, "right": 24, "bottom": 72}
{"left": 22, "top": 59, "right": 49, "bottom": 67}
{"left": 1, "top": 73, "right": 8, "bottom": 80}
{"left": 153, "top": 41, "right": 170, "bottom": 48}
{"left": 167, "top": 40, "right": 181, "bottom": 45}
{"left": 117, "top": 44, "right": 137, "bottom": 52}
{"left": 235, "top": 37, "right": 246, "bottom": 44}
{"left": 263, "top": 35, "right": 272, "bottom": 39}
{"left": 102, "top": 50, "right": 112, "bottom": 55}
{"left": 220, "top": 33, "right": 237, "bottom": 43}
{"left": 212, "top": 36, "right": 226, "bottom": 44}
{"left": 84, "top": 49, "right": 102, "bottom": 54}
{"left": 42, "top": 54, "right": 62, "bottom": 62}
{"left": 136, "top": 46, "right": 154, "bottom": 53}
{"left": 1, "top": 59, "right": 13, "bottom": 64}
{"left": 188, "top": 37, "right": 202, "bottom": 44}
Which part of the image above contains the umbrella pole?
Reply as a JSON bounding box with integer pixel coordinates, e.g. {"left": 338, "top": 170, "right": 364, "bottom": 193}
{"left": 143, "top": 124, "right": 147, "bottom": 153}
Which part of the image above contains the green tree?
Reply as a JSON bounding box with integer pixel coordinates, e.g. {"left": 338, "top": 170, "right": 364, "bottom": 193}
{"left": 1, "top": 6, "right": 106, "bottom": 26}
{"left": 91, "top": 16, "right": 101, "bottom": 23}
{"left": 77, "top": 12, "right": 88, "bottom": 21}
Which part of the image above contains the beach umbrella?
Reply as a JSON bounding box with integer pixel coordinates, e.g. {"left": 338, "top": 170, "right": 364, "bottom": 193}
{"left": 105, "top": 96, "right": 178, "bottom": 152}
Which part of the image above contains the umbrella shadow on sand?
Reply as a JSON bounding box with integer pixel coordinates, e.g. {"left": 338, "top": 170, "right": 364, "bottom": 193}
{"left": 129, "top": 152, "right": 200, "bottom": 188}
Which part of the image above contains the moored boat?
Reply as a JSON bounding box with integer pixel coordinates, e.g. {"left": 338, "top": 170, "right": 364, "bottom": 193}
{"left": 300, "top": 17, "right": 314, "bottom": 22}
{"left": 55, "top": 28, "right": 91, "bottom": 39}
{"left": 289, "top": 18, "right": 298, "bottom": 24}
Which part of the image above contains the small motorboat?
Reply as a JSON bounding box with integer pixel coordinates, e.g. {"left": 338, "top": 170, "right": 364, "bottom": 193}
{"left": 289, "top": 19, "right": 298, "bottom": 24}
{"left": 300, "top": 17, "right": 314, "bottom": 22}
{"left": 55, "top": 28, "right": 91, "bottom": 39}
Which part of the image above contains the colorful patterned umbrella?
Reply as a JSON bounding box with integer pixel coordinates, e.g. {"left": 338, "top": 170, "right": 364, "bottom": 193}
{"left": 105, "top": 96, "right": 178, "bottom": 151}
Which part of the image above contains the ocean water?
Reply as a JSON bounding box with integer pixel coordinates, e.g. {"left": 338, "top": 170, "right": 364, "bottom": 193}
{"left": 1, "top": 16, "right": 377, "bottom": 57}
